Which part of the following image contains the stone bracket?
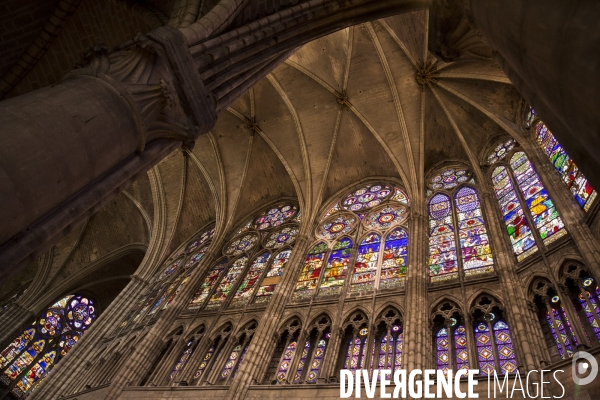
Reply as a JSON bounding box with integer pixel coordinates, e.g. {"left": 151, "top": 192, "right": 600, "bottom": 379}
{"left": 146, "top": 26, "right": 218, "bottom": 140}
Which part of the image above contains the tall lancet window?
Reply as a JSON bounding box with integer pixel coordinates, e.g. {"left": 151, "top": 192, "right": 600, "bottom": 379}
{"left": 292, "top": 182, "right": 410, "bottom": 301}
{"left": 427, "top": 168, "right": 494, "bottom": 282}
{"left": 488, "top": 141, "right": 567, "bottom": 261}
{"left": 0, "top": 295, "right": 97, "bottom": 398}
{"left": 526, "top": 107, "right": 596, "bottom": 211}
{"left": 432, "top": 301, "right": 469, "bottom": 376}
{"left": 186, "top": 203, "right": 299, "bottom": 311}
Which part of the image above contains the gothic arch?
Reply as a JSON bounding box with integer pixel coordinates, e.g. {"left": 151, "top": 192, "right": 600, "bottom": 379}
{"left": 374, "top": 300, "right": 405, "bottom": 318}
{"left": 429, "top": 296, "right": 465, "bottom": 316}
{"left": 466, "top": 289, "right": 505, "bottom": 310}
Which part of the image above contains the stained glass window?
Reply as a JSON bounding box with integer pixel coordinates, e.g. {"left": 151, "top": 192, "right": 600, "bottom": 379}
{"left": 317, "top": 215, "right": 357, "bottom": 240}
{"left": 322, "top": 203, "right": 340, "bottom": 221}
{"left": 205, "top": 256, "right": 249, "bottom": 310}
{"left": 455, "top": 187, "right": 494, "bottom": 276}
{"left": 534, "top": 122, "right": 596, "bottom": 211}
{"left": 265, "top": 226, "right": 299, "bottom": 249}
{"left": 487, "top": 139, "right": 516, "bottom": 165}
{"left": 254, "top": 249, "right": 292, "bottom": 304}
{"left": 510, "top": 152, "right": 567, "bottom": 245}
{"left": 429, "top": 169, "right": 471, "bottom": 190}
{"left": 579, "top": 278, "right": 600, "bottom": 342}
{"left": 293, "top": 243, "right": 328, "bottom": 300}
{"left": 188, "top": 258, "right": 229, "bottom": 310}
{"left": 391, "top": 187, "right": 409, "bottom": 205}
{"left": 394, "top": 332, "right": 403, "bottom": 371}
{"left": 428, "top": 194, "right": 458, "bottom": 282}
{"left": 293, "top": 340, "right": 311, "bottom": 383}
{"left": 224, "top": 234, "right": 259, "bottom": 256}
{"left": 169, "top": 340, "right": 194, "bottom": 381}
{"left": 193, "top": 345, "right": 215, "bottom": 381}
{"left": 380, "top": 228, "right": 408, "bottom": 289}
{"left": 0, "top": 295, "right": 97, "bottom": 398}
{"left": 318, "top": 237, "right": 353, "bottom": 297}
{"left": 436, "top": 328, "right": 450, "bottom": 375}
{"left": 230, "top": 252, "right": 271, "bottom": 308}
{"left": 342, "top": 184, "right": 393, "bottom": 212}
{"left": 546, "top": 300, "right": 576, "bottom": 359}
{"left": 220, "top": 344, "right": 242, "bottom": 380}
{"left": 454, "top": 326, "right": 469, "bottom": 372}
{"left": 491, "top": 166, "right": 538, "bottom": 261}
{"left": 350, "top": 233, "right": 381, "bottom": 292}
{"left": 344, "top": 331, "right": 368, "bottom": 375}
{"left": 475, "top": 323, "right": 495, "bottom": 375}
{"left": 186, "top": 245, "right": 208, "bottom": 267}
{"left": 185, "top": 227, "right": 215, "bottom": 253}
{"left": 254, "top": 204, "right": 298, "bottom": 230}
{"left": 306, "top": 333, "right": 329, "bottom": 383}
{"left": 276, "top": 341, "right": 297, "bottom": 383}
{"left": 493, "top": 321, "right": 518, "bottom": 374}
{"left": 364, "top": 206, "right": 408, "bottom": 230}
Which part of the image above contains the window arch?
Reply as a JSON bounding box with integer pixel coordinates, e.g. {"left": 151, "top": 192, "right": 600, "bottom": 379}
{"left": 526, "top": 107, "right": 596, "bottom": 211}
{"left": 191, "top": 324, "right": 232, "bottom": 384}
{"left": 372, "top": 308, "right": 404, "bottom": 376}
{"left": 167, "top": 326, "right": 205, "bottom": 383}
{"left": 338, "top": 311, "right": 370, "bottom": 377}
{"left": 0, "top": 295, "right": 97, "bottom": 398}
{"left": 470, "top": 296, "right": 518, "bottom": 376}
{"left": 427, "top": 170, "right": 494, "bottom": 282}
{"left": 217, "top": 322, "right": 256, "bottom": 384}
{"left": 431, "top": 301, "right": 469, "bottom": 375}
{"left": 270, "top": 318, "right": 302, "bottom": 384}
{"left": 293, "top": 182, "right": 410, "bottom": 301}
{"left": 488, "top": 142, "right": 567, "bottom": 261}
{"left": 187, "top": 203, "right": 300, "bottom": 311}
{"left": 560, "top": 263, "right": 600, "bottom": 345}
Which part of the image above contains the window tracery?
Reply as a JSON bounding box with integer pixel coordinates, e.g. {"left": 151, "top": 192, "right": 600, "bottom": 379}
{"left": 167, "top": 327, "right": 204, "bottom": 383}
{"left": 0, "top": 295, "right": 97, "bottom": 398}
{"left": 431, "top": 301, "right": 469, "bottom": 375}
{"left": 427, "top": 169, "right": 494, "bottom": 282}
{"left": 192, "top": 324, "right": 231, "bottom": 384}
{"left": 218, "top": 322, "right": 256, "bottom": 383}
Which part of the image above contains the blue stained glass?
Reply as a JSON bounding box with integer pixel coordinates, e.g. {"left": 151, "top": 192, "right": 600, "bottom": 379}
{"left": 380, "top": 228, "right": 408, "bottom": 289}
{"left": 350, "top": 233, "right": 380, "bottom": 292}
{"left": 429, "top": 194, "right": 458, "bottom": 282}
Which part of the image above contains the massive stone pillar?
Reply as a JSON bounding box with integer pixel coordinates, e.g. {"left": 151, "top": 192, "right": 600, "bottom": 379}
{"left": 465, "top": 1, "right": 600, "bottom": 190}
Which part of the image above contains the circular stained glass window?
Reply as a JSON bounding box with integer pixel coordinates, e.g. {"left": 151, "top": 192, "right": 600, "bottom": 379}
{"left": 317, "top": 214, "right": 357, "bottom": 240}
{"left": 186, "top": 246, "right": 208, "bottom": 267}
{"left": 487, "top": 139, "right": 516, "bottom": 165}
{"left": 66, "top": 296, "right": 96, "bottom": 331}
{"left": 583, "top": 278, "right": 594, "bottom": 287}
{"left": 359, "top": 328, "right": 368, "bottom": 336}
{"left": 392, "top": 325, "right": 400, "bottom": 332}
{"left": 265, "top": 225, "right": 299, "bottom": 249}
{"left": 224, "top": 233, "right": 259, "bottom": 256}
{"left": 428, "top": 169, "right": 471, "bottom": 190}
{"left": 551, "top": 296, "right": 560, "bottom": 303}
{"left": 449, "top": 318, "right": 457, "bottom": 327}
{"left": 254, "top": 205, "right": 298, "bottom": 230}
{"left": 364, "top": 205, "right": 408, "bottom": 229}
{"left": 185, "top": 228, "right": 215, "bottom": 253}
{"left": 39, "top": 309, "right": 62, "bottom": 337}
{"left": 342, "top": 184, "right": 392, "bottom": 212}
{"left": 59, "top": 333, "right": 80, "bottom": 356}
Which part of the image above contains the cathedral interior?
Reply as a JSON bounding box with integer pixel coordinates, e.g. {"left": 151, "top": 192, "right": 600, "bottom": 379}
{"left": 0, "top": 1, "right": 599, "bottom": 399}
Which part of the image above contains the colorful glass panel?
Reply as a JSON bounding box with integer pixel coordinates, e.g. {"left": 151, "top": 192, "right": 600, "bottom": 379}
{"left": 39, "top": 310, "right": 62, "bottom": 337}
{"left": 185, "top": 245, "right": 208, "bottom": 267}
{"left": 436, "top": 328, "right": 450, "bottom": 375}
{"left": 364, "top": 205, "right": 408, "bottom": 230}
{"left": 276, "top": 341, "right": 297, "bottom": 383}
{"left": 265, "top": 226, "right": 299, "bottom": 249}
{"left": 474, "top": 323, "right": 494, "bottom": 375}
{"left": 205, "top": 256, "right": 249, "bottom": 310}
{"left": 535, "top": 122, "right": 596, "bottom": 211}
{"left": 193, "top": 345, "right": 214, "bottom": 381}
{"left": 169, "top": 340, "right": 194, "bottom": 381}
{"left": 11, "top": 350, "right": 56, "bottom": 397}
{"left": 391, "top": 187, "right": 409, "bottom": 205}
{"left": 224, "top": 234, "right": 259, "bottom": 256}
{"left": 2, "top": 340, "right": 45, "bottom": 383}
{"left": 254, "top": 249, "right": 292, "bottom": 303}
{"left": 162, "top": 267, "right": 195, "bottom": 311}
{"left": 454, "top": 187, "right": 494, "bottom": 276}
{"left": 293, "top": 340, "right": 311, "bottom": 383}
{"left": 321, "top": 203, "right": 340, "bottom": 222}
{"left": 429, "top": 169, "right": 471, "bottom": 190}
{"left": 230, "top": 252, "right": 271, "bottom": 307}
{"left": 185, "top": 227, "right": 215, "bottom": 253}
{"left": 254, "top": 205, "right": 298, "bottom": 230}
{"left": 350, "top": 233, "right": 380, "bottom": 292}
{"left": 342, "top": 184, "right": 393, "bottom": 212}
{"left": 317, "top": 215, "right": 357, "bottom": 240}
{"left": 455, "top": 326, "right": 469, "bottom": 372}
{"left": 394, "top": 333, "right": 403, "bottom": 371}
{"left": 0, "top": 329, "right": 35, "bottom": 369}
{"left": 188, "top": 258, "right": 229, "bottom": 310}
{"left": 429, "top": 194, "right": 458, "bottom": 282}
{"left": 147, "top": 274, "right": 183, "bottom": 317}
{"left": 487, "top": 139, "right": 516, "bottom": 165}
{"left": 493, "top": 321, "right": 518, "bottom": 374}
{"left": 157, "top": 259, "right": 183, "bottom": 281}
{"left": 307, "top": 335, "right": 328, "bottom": 383}
{"left": 220, "top": 344, "right": 242, "bottom": 380}
{"left": 491, "top": 166, "right": 538, "bottom": 261}
{"left": 318, "top": 238, "right": 352, "bottom": 297}
{"left": 510, "top": 152, "right": 567, "bottom": 245}
{"left": 579, "top": 289, "right": 600, "bottom": 342}
{"left": 293, "top": 243, "right": 328, "bottom": 300}
{"left": 380, "top": 228, "right": 408, "bottom": 289}
{"left": 344, "top": 336, "right": 364, "bottom": 374}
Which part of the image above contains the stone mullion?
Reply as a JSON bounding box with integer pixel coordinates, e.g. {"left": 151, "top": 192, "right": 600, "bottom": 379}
{"left": 99, "top": 250, "right": 220, "bottom": 399}
{"left": 205, "top": 338, "right": 233, "bottom": 384}
{"left": 557, "top": 287, "right": 591, "bottom": 348}
{"left": 178, "top": 337, "right": 210, "bottom": 384}
{"left": 580, "top": 286, "right": 600, "bottom": 342}
{"left": 153, "top": 337, "right": 187, "bottom": 385}
{"left": 524, "top": 141, "right": 600, "bottom": 276}
{"left": 286, "top": 330, "right": 307, "bottom": 384}
{"left": 526, "top": 301, "right": 551, "bottom": 364}
{"left": 464, "top": 316, "right": 477, "bottom": 370}
{"left": 320, "top": 325, "right": 343, "bottom": 382}
{"left": 30, "top": 276, "right": 148, "bottom": 399}
{"left": 544, "top": 298, "right": 570, "bottom": 357}
{"left": 227, "top": 234, "right": 311, "bottom": 399}
{"left": 478, "top": 179, "right": 540, "bottom": 373}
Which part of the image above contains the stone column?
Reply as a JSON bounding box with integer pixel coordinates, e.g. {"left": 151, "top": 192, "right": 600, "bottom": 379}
{"left": 467, "top": 0, "right": 600, "bottom": 190}
{"left": 226, "top": 233, "right": 311, "bottom": 399}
